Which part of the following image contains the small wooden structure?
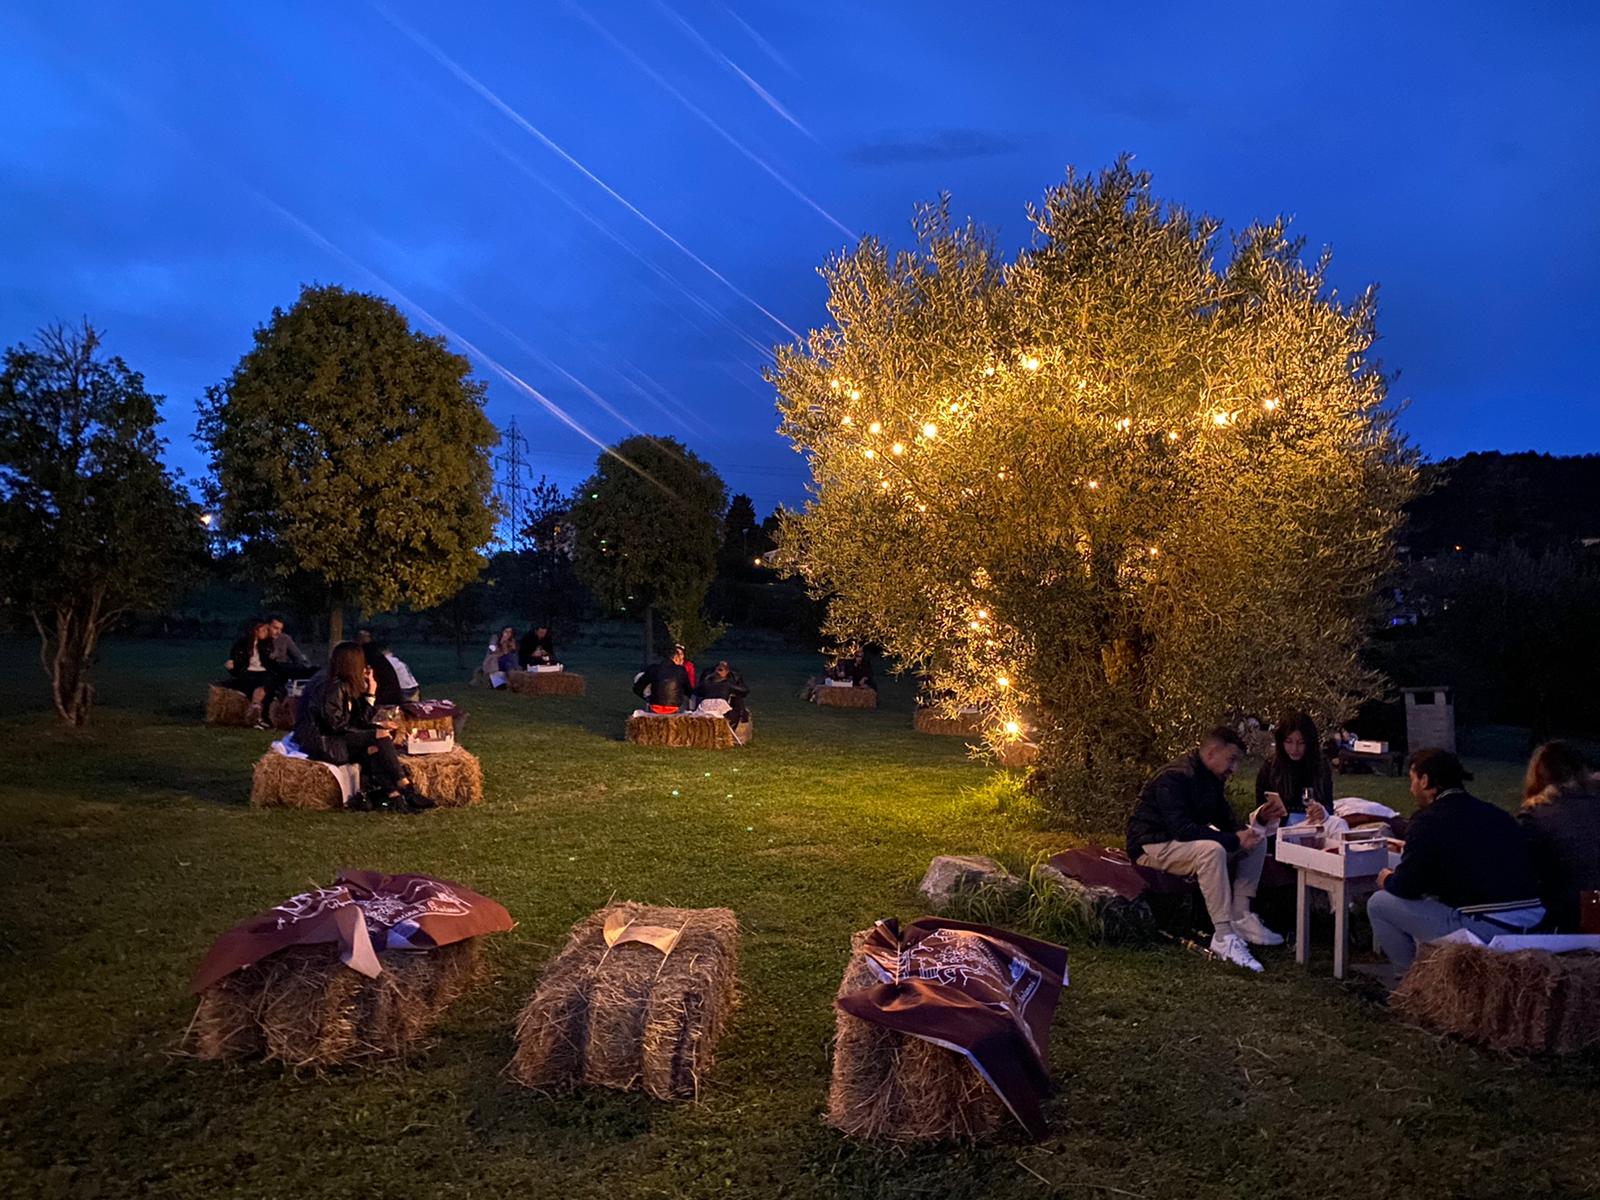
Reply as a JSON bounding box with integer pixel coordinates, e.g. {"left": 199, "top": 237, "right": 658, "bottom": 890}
{"left": 509, "top": 902, "right": 740, "bottom": 1100}
{"left": 507, "top": 669, "right": 587, "bottom": 697}
{"left": 626, "top": 713, "right": 751, "bottom": 748}
{"left": 249, "top": 747, "right": 484, "bottom": 809}
{"left": 1403, "top": 685, "right": 1456, "bottom": 753}
{"left": 205, "top": 683, "right": 252, "bottom": 727}
{"left": 817, "top": 685, "right": 877, "bottom": 710}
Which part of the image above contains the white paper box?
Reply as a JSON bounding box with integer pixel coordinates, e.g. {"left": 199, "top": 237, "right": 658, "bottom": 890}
{"left": 1352, "top": 739, "right": 1389, "bottom": 754}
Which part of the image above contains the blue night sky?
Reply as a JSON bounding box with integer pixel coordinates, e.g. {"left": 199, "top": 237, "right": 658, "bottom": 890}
{"left": 3, "top": 2, "right": 1597, "bottom": 516}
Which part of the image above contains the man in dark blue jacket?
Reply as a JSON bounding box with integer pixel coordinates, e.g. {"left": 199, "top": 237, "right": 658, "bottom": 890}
{"left": 1368, "top": 749, "right": 1542, "bottom": 971}
{"left": 1127, "top": 727, "right": 1286, "bottom": 973}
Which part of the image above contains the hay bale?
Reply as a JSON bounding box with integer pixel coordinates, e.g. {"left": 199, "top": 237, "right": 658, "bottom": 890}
{"left": 250, "top": 753, "right": 343, "bottom": 810}
{"left": 402, "top": 747, "right": 483, "bottom": 807}
{"left": 626, "top": 713, "right": 746, "bottom": 749}
{"left": 508, "top": 902, "right": 739, "bottom": 1100}
{"left": 186, "top": 940, "right": 481, "bottom": 1066}
{"left": 828, "top": 930, "right": 1007, "bottom": 1142}
{"left": 268, "top": 695, "right": 298, "bottom": 731}
{"left": 996, "top": 739, "right": 1040, "bottom": 768}
{"left": 507, "top": 670, "right": 587, "bottom": 697}
{"left": 206, "top": 683, "right": 252, "bottom": 727}
{"left": 817, "top": 685, "right": 877, "bottom": 710}
{"left": 1391, "top": 942, "right": 1600, "bottom": 1054}
{"left": 915, "top": 707, "right": 982, "bottom": 737}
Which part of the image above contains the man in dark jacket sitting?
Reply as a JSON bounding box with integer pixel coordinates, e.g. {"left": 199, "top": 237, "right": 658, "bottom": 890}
{"left": 633, "top": 647, "right": 692, "bottom": 714}
{"left": 1368, "top": 748, "right": 1543, "bottom": 971}
{"left": 1127, "top": 726, "right": 1286, "bottom": 973}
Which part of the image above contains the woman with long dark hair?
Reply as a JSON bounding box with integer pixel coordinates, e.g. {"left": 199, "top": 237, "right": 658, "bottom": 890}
{"left": 1518, "top": 741, "right": 1600, "bottom": 932}
{"left": 1254, "top": 710, "right": 1334, "bottom": 822}
{"left": 224, "top": 616, "right": 282, "bottom": 728}
{"left": 293, "top": 641, "right": 433, "bottom": 812}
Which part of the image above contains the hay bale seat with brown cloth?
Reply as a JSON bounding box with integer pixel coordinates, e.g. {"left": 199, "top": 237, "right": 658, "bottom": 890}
{"left": 507, "top": 668, "right": 587, "bottom": 697}
{"left": 250, "top": 746, "right": 484, "bottom": 809}
{"left": 508, "top": 902, "right": 739, "bottom": 1101}
{"left": 828, "top": 917, "right": 1068, "bottom": 1144}
{"left": 185, "top": 869, "right": 513, "bottom": 1067}
{"left": 914, "top": 707, "right": 983, "bottom": 737}
{"left": 626, "top": 712, "right": 752, "bottom": 748}
{"left": 1391, "top": 938, "right": 1600, "bottom": 1054}
{"left": 817, "top": 684, "right": 877, "bottom": 710}
{"left": 1045, "top": 846, "right": 1207, "bottom": 943}
{"left": 205, "top": 683, "right": 253, "bottom": 727}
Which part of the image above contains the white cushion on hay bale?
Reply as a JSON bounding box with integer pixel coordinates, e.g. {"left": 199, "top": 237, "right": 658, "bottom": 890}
{"left": 817, "top": 683, "right": 877, "bottom": 710}
{"left": 250, "top": 745, "right": 484, "bottom": 808}
{"left": 1391, "top": 932, "right": 1600, "bottom": 1054}
{"left": 914, "top": 707, "right": 982, "bottom": 736}
{"left": 828, "top": 928, "right": 1008, "bottom": 1141}
{"left": 506, "top": 668, "right": 587, "bottom": 696}
{"left": 205, "top": 683, "right": 253, "bottom": 727}
{"left": 625, "top": 710, "right": 752, "bottom": 748}
{"left": 508, "top": 902, "right": 739, "bottom": 1100}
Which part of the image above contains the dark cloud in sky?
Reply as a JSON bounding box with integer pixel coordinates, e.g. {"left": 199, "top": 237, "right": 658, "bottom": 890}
{"left": 1, "top": 1, "right": 1597, "bottom": 516}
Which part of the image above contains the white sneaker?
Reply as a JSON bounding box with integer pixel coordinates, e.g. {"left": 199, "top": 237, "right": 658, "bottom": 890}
{"left": 1232, "top": 911, "right": 1285, "bottom": 947}
{"left": 1209, "top": 932, "right": 1265, "bottom": 973}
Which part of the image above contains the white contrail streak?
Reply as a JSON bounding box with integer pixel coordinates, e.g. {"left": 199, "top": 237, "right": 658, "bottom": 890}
{"left": 563, "top": 1, "right": 852, "bottom": 240}
{"left": 651, "top": 0, "right": 815, "bottom": 141}
{"left": 720, "top": 4, "right": 799, "bottom": 78}
{"left": 370, "top": 1, "right": 801, "bottom": 342}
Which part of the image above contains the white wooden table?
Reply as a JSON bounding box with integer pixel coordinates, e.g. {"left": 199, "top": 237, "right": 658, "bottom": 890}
{"left": 1276, "top": 830, "right": 1399, "bottom": 980}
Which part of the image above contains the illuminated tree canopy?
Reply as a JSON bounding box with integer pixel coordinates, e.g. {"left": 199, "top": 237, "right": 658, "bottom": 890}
{"left": 772, "top": 161, "right": 1417, "bottom": 828}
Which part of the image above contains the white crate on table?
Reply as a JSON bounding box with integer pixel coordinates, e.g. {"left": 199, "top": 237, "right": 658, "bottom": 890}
{"left": 1274, "top": 826, "right": 1400, "bottom": 879}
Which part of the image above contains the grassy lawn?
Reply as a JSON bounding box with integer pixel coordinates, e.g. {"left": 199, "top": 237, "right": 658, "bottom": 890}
{"left": 1, "top": 636, "right": 1595, "bottom": 1200}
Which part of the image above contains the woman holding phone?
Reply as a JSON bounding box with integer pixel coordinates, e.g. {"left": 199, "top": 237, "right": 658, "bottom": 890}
{"left": 1254, "top": 710, "right": 1334, "bottom": 824}
{"left": 293, "top": 641, "right": 433, "bottom": 812}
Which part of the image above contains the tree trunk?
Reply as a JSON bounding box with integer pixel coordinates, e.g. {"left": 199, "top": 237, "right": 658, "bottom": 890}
{"left": 36, "top": 602, "right": 102, "bottom": 726}
{"left": 328, "top": 606, "right": 344, "bottom": 652}
{"left": 643, "top": 604, "right": 654, "bottom": 663}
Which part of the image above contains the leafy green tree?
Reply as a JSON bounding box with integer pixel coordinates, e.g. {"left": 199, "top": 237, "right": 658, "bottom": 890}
{"left": 570, "top": 435, "right": 726, "bottom": 660}
{"left": 0, "top": 322, "right": 203, "bottom": 724}
{"left": 198, "top": 285, "right": 499, "bottom": 646}
{"left": 773, "top": 161, "right": 1417, "bottom": 829}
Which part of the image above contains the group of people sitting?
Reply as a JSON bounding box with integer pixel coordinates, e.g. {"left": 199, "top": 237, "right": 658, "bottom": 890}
{"left": 633, "top": 644, "right": 750, "bottom": 729}
{"left": 223, "top": 618, "right": 420, "bottom": 727}
{"left": 291, "top": 641, "right": 436, "bottom": 813}
{"left": 222, "top": 616, "right": 316, "bottom": 727}
{"left": 1126, "top": 713, "right": 1599, "bottom": 977}
{"left": 482, "top": 625, "right": 558, "bottom": 679}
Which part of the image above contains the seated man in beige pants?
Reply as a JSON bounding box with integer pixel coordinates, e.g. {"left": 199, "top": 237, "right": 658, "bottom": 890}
{"left": 1126, "top": 726, "right": 1287, "bottom": 972}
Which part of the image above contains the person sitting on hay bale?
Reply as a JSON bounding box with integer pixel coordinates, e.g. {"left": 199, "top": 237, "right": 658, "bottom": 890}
{"left": 519, "top": 624, "right": 556, "bottom": 667}
{"left": 223, "top": 617, "right": 286, "bottom": 729}
{"left": 186, "top": 868, "right": 513, "bottom": 1066}
{"left": 294, "top": 642, "right": 437, "bottom": 813}
{"left": 693, "top": 660, "right": 750, "bottom": 729}
{"left": 266, "top": 615, "right": 317, "bottom": 683}
{"left": 633, "top": 645, "right": 693, "bottom": 714}
{"left": 357, "top": 630, "right": 418, "bottom": 704}
{"left": 828, "top": 645, "right": 875, "bottom": 690}
{"left": 481, "top": 626, "right": 519, "bottom": 685}
{"left": 1368, "top": 749, "right": 1543, "bottom": 974}
{"left": 1126, "top": 726, "right": 1284, "bottom": 973}
{"left": 1518, "top": 741, "right": 1600, "bottom": 934}
{"left": 829, "top": 917, "right": 1067, "bottom": 1142}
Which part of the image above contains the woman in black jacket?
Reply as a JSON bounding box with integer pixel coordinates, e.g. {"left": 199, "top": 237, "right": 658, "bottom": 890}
{"left": 294, "top": 641, "right": 433, "bottom": 812}
{"left": 1254, "top": 710, "right": 1334, "bottom": 822}
{"left": 224, "top": 617, "right": 282, "bottom": 728}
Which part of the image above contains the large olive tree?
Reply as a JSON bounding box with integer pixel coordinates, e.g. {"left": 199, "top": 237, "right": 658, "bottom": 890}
{"left": 773, "top": 161, "right": 1417, "bottom": 829}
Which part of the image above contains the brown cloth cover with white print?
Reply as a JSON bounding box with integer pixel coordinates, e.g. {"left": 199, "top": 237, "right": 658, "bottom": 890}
{"left": 190, "top": 869, "right": 513, "bottom": 993}
{"left": 833, "top": 916, "right": 1068, "bottom": 1139}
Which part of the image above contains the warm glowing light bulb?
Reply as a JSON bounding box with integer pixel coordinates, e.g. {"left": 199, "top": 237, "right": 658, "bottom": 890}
{"left": 754, "top": 556, "right": 763, "bottom": 566}
{"left": 1263, "top": 397, "right": 1279, "bottom": 411}
{"left": 996, "top": 470, "right": 1006, "bottom": 480}
{"left": 868, "top": 421, "right": 882, "bottom": 434}
{"left": 977, "top": 609, "right": 988, "bottom": 619}
{"left": 1004, "top": 721, "right": 1021, "bottom": 736}
{"left": 849, "top": 389, "right": 861, "bottom": 401}
{"left": 969, "top": 620, "right": 981, "bottom": 630}
{"left": 922, "top": 422, "right": 938, "bottom": 439}
{"left": 1212, "top": 412, "right": 1231, "bottom": 427}
{"left": 863, "top": 448, "right": 876, "bottom": 459}
{"left": 997, "top": 676, "right": 1010, "bottom": 689}
{"left": 1022, "top": 355, "right": 1040, "bottom": 371}
{"left": 1148, "top": 547, "right": 1160, "bottom": 557}
{"left": 983, "top": 365, "right": 995, "bottom": 376}
{"left": 879, "top": 480, "right": 890, "bottom": 490}
{"left": 1116, "top": 417, "right": 1132, "bottom": 431}
{"left": 1168, "top": 430, "right": 1179, "bottom": 442}
{"left": 830, "top": 378, "right": 841, "bottom": 390}
{"left": 891, "top": 442, "right": 905, "bottom": 455}
{"left": 1087, "top": 479, "right": 1101, "bottom": 490}
{"left": 841, "top": 414, "right": 853, "bottom": 426}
